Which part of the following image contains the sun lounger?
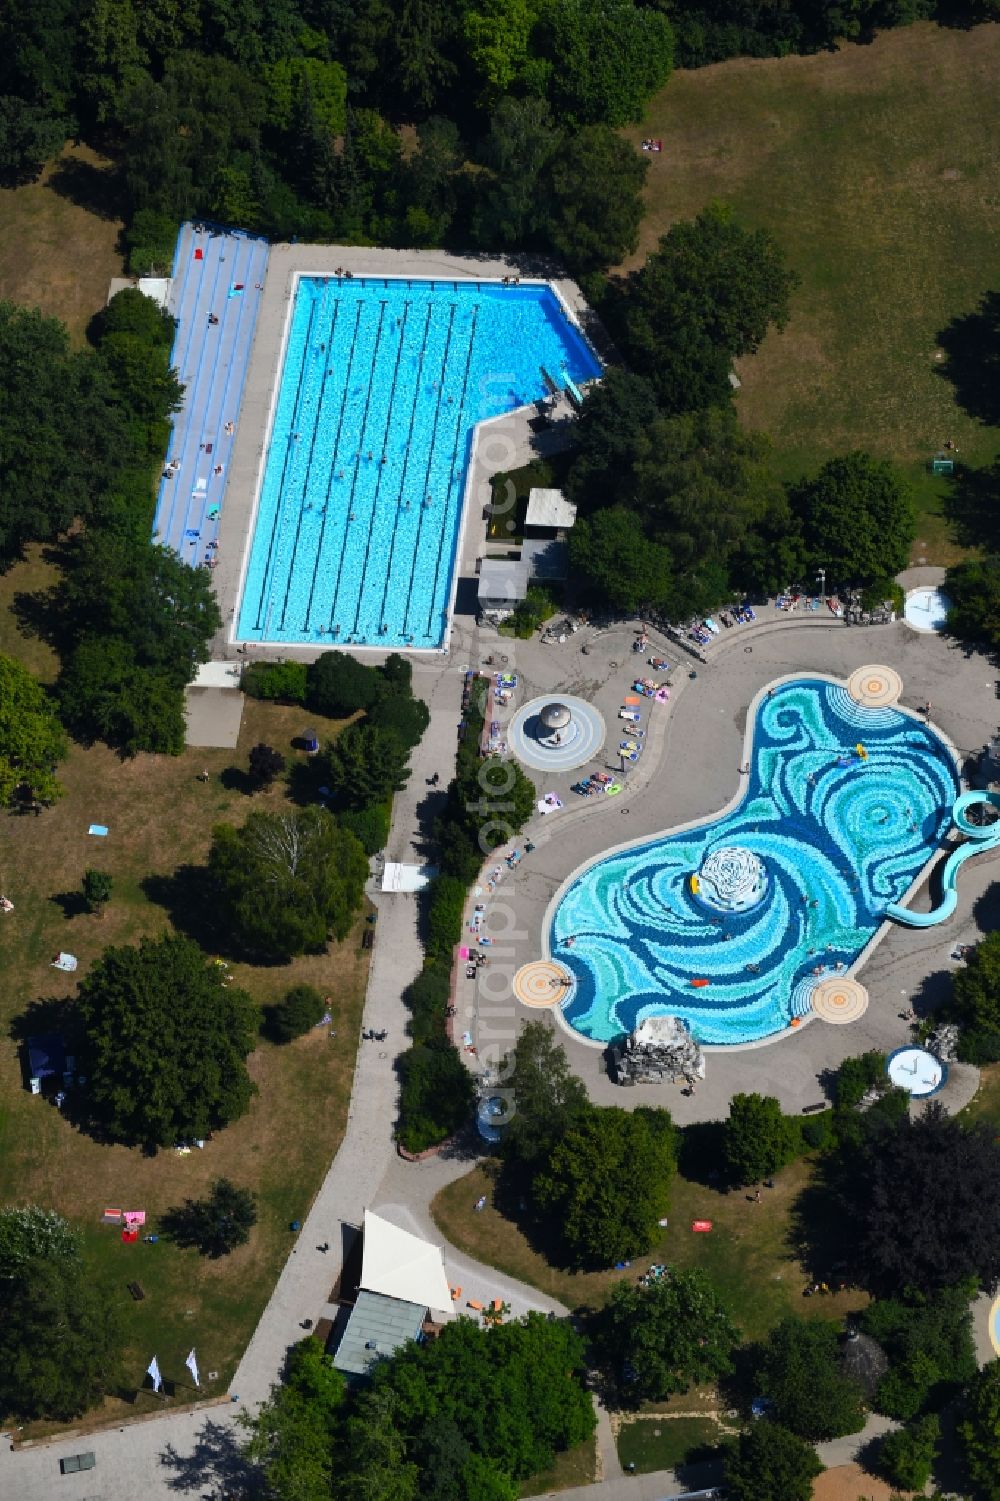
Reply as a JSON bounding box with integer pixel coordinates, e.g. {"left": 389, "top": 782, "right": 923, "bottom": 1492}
{"left": 467, "top": 1299, "right": 484, "bottom": 1311}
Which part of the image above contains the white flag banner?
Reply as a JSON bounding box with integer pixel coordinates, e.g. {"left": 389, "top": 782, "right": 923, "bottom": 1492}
{"left": 185, "top": 1348, "right": 200, "bottom": 1388}
{"left": 147, "top": 1355, "right": 163, "bottom": 1393}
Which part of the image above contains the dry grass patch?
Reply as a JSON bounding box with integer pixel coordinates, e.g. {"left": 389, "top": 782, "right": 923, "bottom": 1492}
{"left": 431, "top": 1159, "right": 866, "bottom": 1342}
{"left": 0, "top": 143, "right": 125, "bottom": 343}
{"left": 0, "top": 596, "right": 370, "bottom": 1428}
{"left": 623, "top": 22, "right": 1000, "bottom": 559}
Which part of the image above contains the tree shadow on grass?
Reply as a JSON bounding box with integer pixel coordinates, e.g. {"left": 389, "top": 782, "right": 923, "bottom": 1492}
{"left": 787, "top": 1163, "right": 855, "bottom": 1288}
{"left": 159, "top": 1415, "right": 265, "bottom": 1498}
{"left": 9, "top": 995, "right": 78, "bottom": 1049}
{"left": 676, "top": 1120, "right": 729, "bottom": 1187}
{"left": 935, "top": 291, "right": 1000, "bottom": 427}
{"left": 218, "top": 765, "right": 255, "bottom": 797}
{"left": 142, "top": 865, "right": 224, "bottom": 955}
{"left": 46, "top": 154, "right": 127, "bottom": 224}
{"left": 50, "top": 889, "right": 90, "bottom": 920}
{"left": 941, "top": 460, "right": 1000, "bottom": 552}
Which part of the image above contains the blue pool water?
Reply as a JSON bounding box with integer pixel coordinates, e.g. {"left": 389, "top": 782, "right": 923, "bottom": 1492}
{"left": 551, "top": 679, "right": 959, "bottom": 1046}
{"left": 237, "top": 278, "right": 601, "bottom": 648}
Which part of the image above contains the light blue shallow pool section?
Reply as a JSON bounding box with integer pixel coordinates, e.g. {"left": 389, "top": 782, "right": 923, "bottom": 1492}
{"left": 237, "top": 277, "right": 601, "bottom": 649}
{"left": 551, "top": 679, "right": 959, "bottom": 1046}
{"left": 886, "top": 790, "right": 1000, "bottom": 926}
{"left": 154, "top": 224, "right": 270, "bottom": 560}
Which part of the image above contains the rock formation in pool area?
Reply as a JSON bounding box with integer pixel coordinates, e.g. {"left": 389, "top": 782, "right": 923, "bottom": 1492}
{"left": 609, "top": 1015, "right": 705, "bottom": 1086}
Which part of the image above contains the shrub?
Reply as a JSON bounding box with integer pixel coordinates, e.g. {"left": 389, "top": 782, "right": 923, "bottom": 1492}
{"left": 722, "top": 1093, "right": 799, "bottom": 1185}
{"left": 242, "top": 660, "right": 307, "bottom": 703}
{"left": 800, "top": 1111, "right": 834, "bottom": 1150}
{"left": 404, "top": 963, "right": 452, "bottom": 1045}
{"left": 338, "top": 802, "right": 390, "bottom": 855}
{"left": 268, "top": 984, "right": 326, "bottom": 1043}
{"left": 368, "top": 689, "right": 430, "bottom": 751}
{"left": 307, "top": 652, "right": 383, "bottom": 716}
{"left": 125, "top": 208, "right": 179, "bottom": 277}
{"left": 836, "top": 1051, "right": 888, "bottom": 1108}
{"left": 425, "top": 874, "right": 468, "bottom": 960}
{"left": 879, "top": 1413, "right": 939, "bottom": 1491}
{"left": 397, "top": 1040, "right": 475, "bottom": 1153}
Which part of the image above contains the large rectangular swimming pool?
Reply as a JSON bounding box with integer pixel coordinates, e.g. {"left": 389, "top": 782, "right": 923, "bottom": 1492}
{"left": 236, "top": 277, "right": 601, "bottom": 649}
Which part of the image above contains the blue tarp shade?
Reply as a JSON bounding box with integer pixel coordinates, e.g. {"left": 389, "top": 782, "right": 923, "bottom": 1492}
{"left": 27, "top": 1034, "right": 65, "bottom": 1080}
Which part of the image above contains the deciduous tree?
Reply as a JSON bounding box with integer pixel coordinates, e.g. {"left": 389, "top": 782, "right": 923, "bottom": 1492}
{"left": 958, "top": 1359, "right": 1000, "bottom": 1501}
{"left": 790, "top": 450, "right": 914, "bottom": 587}
{"left": 248, "top": 742, "right": 286, "bottom": 789}
{"left": 722, "top": 1092, "right": 799, "bottom": 1185}
{"left": 164, "top": 1178, "right": 257, "bottom": 1258}
{"left": 243, "top": 1338, "right": 346, "bottom": 1501}
{"left": 540, "top": 0, "right": 674, "bottom": 127}
{"left": 75, "top": 934, "right": 257, "bottom": 1147}
{"left": 82, "top": 868, "right": 113, "bottom": 915}
{"left": 0, "top": 1206, "right": 79, "bottom": 1279}
{"left": 373, "top": 1311, "right": 595, "bottom": 1481}
{"left": 755, "top": 1318, "right": 866, "bottom": 1440}
{"left": 847, "top": 1102, "right": 1000, "bottom": 1295}
{"left": 949, "top": 928, "right": 1000, "bottom": 1061}
{"left": 619, "top": 204, "right": 797, "bottom": 411}
{"left": 0, "top": 653, "right": 66, "bottom": 807}
{"left": 723, "top": 1422, "right": 822, "bottom": 1501}
{"left": 533, "top": 1105, "right": 675, "bottom": 1268}
{"left": 210, "top": 807, "right": 368, "bottom": 960}
{"left": 595, "top": 1268, "right": 739, "bottom": 1402}
{"left": 568, "top": 506, "right": 672, "bottom": 613}
{"left": 0, "top": 1257, "right": 121, "bottom": 1420}
{"left": 945, "top": 556, "right": 1000, "bottom": 654}
{"left": 268, "top": 983, "right": 326, "bottom": 1043}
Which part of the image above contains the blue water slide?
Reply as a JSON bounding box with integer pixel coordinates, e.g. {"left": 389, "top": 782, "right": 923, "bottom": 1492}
{"left": 886, "top": 791, "right": 1000, "bottom": 927}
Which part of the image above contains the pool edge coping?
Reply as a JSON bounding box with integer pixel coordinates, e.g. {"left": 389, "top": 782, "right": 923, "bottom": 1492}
{"left": 224, "top": 260, "right": 603, "bottom": 655}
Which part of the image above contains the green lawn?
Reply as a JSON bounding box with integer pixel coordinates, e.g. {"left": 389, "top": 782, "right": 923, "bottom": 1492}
{"left": 0, "top": 558, "right": 371, "bottom": 1433}
{"left": 625, "top": 21, "right": 1000, "bottom": 562}
{"left": 519, "top": 1435, "right": 598, "bottom": 1496}
{"left": 431, "top": 1159, "right": 867, "bottom": 1343}
{"left": 0, "top": 142, "right": 125, "bottom": 344}
{"left": 616, "top": 1415, "right": 728, "bottom": 1476}
{"left": 960, "top": 1062, "right": 1000, "bottom": 1127}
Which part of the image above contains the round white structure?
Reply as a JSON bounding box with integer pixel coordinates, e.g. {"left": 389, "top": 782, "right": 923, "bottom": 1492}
{"left": 904, "top": 587, "right": 950, "bottom": 634}
{"left": 691, "top": 847, "right": 768, "bottom": 913}
{"left": 886, "top": 1045, "right": 946, "bottom": 1097}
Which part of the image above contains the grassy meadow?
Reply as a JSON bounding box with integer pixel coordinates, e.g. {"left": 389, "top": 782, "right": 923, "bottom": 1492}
{"left": 0, "top": 559, "right": 370, "bottom": 1433}
{"left": 626, "top": 21, "right": 1000, "bottom": 563}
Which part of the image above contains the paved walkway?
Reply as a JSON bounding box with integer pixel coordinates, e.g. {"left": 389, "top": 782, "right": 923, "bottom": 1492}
{"left": 4, "top": 608, "right": 999, "bottom": 1499}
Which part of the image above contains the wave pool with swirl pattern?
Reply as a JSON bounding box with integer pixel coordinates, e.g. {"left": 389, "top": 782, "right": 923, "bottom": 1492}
{"left": 552, "top": 679, "right": 959, "bottom": 1046}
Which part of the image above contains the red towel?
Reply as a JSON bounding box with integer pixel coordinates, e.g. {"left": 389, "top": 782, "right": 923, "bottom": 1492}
{"left": 194, "top": 248, "right": 203, "bottom": 261}
{"left": 233, "top": 283, "right": 244, "bottom": 290}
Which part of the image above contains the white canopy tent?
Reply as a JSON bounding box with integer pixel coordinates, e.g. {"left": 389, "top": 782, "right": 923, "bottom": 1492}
{"left": 361, "top": 1210, "right": 454, "bottom": 1321}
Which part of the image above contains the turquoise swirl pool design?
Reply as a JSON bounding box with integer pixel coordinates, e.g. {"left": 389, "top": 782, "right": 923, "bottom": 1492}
{"left": 551, "top": 678, "right": 959, "bottom": 1046}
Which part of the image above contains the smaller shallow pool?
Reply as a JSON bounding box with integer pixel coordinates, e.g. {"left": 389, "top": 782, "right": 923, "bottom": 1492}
{"left": 904, "top": 587, "right": 950, "bottom": 633}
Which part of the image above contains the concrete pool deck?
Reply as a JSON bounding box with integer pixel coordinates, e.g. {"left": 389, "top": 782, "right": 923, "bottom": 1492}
{"left": 458, "top": 613, "right": 1000, "bottom": 1121}
{"left": 208, "top": 244, "right": 602, "bottom": 658}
